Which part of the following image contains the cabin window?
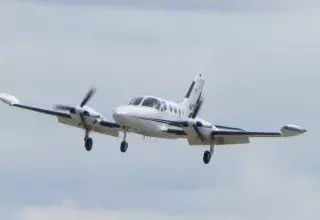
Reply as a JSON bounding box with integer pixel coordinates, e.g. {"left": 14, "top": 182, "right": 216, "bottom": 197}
{"left": 160, "top": 102, "right": 167, "bottom": 112}
{"left": 178, "top": 108, "right": 181, "bottom": 116}
{"left": 174, "top": 107, "right": 177, "bottom": 114}
{"left": 129, "top": 97, "right": 144, "bottom": 106}
{"left": 169, "top": 104, "right": 173, "bottom": 112}
{"left": 141, "top": 97, "right": 162, "bottom": 110}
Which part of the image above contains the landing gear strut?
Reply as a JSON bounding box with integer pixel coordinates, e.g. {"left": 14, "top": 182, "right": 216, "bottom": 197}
{"left": 203, "top": 145, "right": 214, "bottom": 164}
{"left": 84, "top": 130, "right": 93, "bottom": 151}
{"left": 120, "top": 130, "right": 128, "bottom": 153}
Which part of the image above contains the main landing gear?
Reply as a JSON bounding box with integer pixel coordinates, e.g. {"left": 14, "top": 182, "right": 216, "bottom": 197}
{"left": 120, "top": 130, "right": 128, "bottom": 153}
{"left": 82, "top": 129, "right": 129, "bottom": 153}
{"left": 84, "top": 130, "right": 93, "bottom": 151}
{"left": 203, "top": 145, "right": 214, "bottom": 164}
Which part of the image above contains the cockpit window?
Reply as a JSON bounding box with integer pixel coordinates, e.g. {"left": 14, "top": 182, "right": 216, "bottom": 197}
{"left": 141, "top": 97, "right": 162, "bottom": 110}
{"left": 129, "top": 97, "right": 144, "bottom": 106}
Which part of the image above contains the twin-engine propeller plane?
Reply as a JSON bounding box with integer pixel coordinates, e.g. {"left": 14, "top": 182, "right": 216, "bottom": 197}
{"left": 0, "top": 75, "right": 307, "bottom": 164}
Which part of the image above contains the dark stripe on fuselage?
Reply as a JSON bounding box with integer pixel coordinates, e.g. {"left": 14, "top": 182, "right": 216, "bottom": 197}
{"left": 135, "top": 116, "right": 213, "bottom": 129}
{"left": 135, "top": 116, "right": 189, "bottom": 127}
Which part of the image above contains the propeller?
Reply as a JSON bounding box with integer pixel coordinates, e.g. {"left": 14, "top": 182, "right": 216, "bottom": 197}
{"left": 54, "top": 87, "right": 97, "bottom": 131}
{"left": 54, "top": 87, "right": 96, "bottom": 112}
{"left": 80, "top": 87, "right": 96, "bottom": 107}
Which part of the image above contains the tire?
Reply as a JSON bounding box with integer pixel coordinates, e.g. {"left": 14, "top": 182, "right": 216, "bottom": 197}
{"left": 85, "top": 138, "right": 93, "bottom": 151}
{"left": 120, "top": 141, "right": 128, "bottom": 153}
{"left": 203, "top": 151, "right": 211, "bottom": 164}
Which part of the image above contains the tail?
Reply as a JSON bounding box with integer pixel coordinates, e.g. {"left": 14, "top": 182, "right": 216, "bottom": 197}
{"left": 180, "top": 74, "right": 205, "bottom": 118}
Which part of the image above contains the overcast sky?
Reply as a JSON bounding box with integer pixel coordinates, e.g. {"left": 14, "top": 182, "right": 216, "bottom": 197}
{"left": 0, "top": 0, "right": 319, "bottom": 220}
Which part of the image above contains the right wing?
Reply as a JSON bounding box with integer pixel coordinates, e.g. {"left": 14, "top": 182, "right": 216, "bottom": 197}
{"left": 0, "top": 93, "right": 122, "bottom": 137}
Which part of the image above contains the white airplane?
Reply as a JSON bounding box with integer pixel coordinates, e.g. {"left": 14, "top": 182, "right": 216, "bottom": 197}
{"left": 0, "top": 74, "right": 307, "bottom": 164}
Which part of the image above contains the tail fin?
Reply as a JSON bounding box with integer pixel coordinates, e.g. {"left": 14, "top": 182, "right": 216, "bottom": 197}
{"left": 181, "top": 74, "right": 205, "bottom": 118}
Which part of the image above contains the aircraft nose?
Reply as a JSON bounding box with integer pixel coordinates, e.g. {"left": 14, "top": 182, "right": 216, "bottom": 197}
{"left": 113, "top": 106, "right": 133, "bottom": 125}
{"left": 113, "top": 106, "right": 130, "bottom": 116}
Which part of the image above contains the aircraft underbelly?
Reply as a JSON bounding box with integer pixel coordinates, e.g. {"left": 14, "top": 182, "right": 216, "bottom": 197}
{"left": 116, "top": 115, "right": 163, "bottom": 137}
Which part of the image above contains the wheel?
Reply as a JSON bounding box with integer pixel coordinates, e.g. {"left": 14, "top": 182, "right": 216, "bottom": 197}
{"left": 120, "top": 141, "right": 128, "bottom": 153}
{"left": 85, "top": 138, "right": 93, "bottom": 151}
{"left": 203, "top": 151, "right": 211, "bottom": 164}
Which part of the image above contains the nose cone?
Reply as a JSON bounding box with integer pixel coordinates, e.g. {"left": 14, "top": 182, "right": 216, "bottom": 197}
{"left": 113, "top": 106, "right": 132, "bottom": 116}
{"left": 113, "top": 106, "right": 135, "bottom": 125}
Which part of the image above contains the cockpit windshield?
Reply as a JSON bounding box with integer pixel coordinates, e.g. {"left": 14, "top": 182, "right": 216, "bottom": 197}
{"left": 129, "top": 97, "right": 144, "bottom": 106}
{"left": 141, "top": 97, "right": 162, "bottom": 110}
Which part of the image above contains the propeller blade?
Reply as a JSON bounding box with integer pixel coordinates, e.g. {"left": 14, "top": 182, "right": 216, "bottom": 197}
{"left": 54, "top": 105, "right": 75, "bottom": 111}
{"left": 80, "top": 87, "right": 96, "bottom": 107}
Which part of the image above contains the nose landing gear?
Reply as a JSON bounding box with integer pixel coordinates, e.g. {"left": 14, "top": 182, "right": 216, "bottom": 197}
{"left": 120, "top": 130, "right": 128, "bottom": 153}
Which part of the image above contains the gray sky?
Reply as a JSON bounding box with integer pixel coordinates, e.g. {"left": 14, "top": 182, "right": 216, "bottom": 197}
{"left": 28, "top": 0, "right": 320, "bottom": 11}
{"left": 0, "top": 1, "right": 319, "bottom": 220}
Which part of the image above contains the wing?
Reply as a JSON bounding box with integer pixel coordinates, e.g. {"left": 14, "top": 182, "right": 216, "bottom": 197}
{"left": 162, "top": 118, "right": 307, "bottom": 146}
{"left": 0, "top": 93, "right": 122, "bottom": 137}
{"left": 0, "top": 93, "right": 71, "bottom": 118}
{"left": 213, "top": 124, "right": 307, "bottom": 138}
{"left": 210, "top": 125, "right": 307, "bottom": 146}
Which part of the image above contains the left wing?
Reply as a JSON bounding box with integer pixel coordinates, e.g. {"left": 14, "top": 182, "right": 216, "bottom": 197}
{"left": 0, "top": 93, "right": 122, "bottom": 137}
{"left": 212, "top": 124, "right": 307, "bottom": 138}
{"left": 161, "top": 118, "right": 307, "bottom": 146}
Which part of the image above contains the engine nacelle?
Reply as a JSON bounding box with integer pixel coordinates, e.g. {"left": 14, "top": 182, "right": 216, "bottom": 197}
{"left": 69, "top": 106, "right": 104, "bottom": 127}
{"left": 185, "top": 118, "right": 214, "bottom": 143}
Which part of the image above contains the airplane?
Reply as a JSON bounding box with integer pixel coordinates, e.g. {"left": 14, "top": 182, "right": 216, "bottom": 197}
{"left": 0, "top": 74, "right": 307, "bottom": 164}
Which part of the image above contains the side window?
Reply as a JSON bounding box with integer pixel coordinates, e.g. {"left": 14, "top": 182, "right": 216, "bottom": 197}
{"left": 174, "top": 107, "right": 177, "bottom": 114}
{"left": 178, "top": 109, "right": 181, "bottom": 116}
{"left": 160, "top": 104, "right": 165, "bottom": 112}
{"left": 169, "top": 105, "right": 173, "bottom": 112}
{"left": 161, "top": 102, "right": 167, "bottom": 112}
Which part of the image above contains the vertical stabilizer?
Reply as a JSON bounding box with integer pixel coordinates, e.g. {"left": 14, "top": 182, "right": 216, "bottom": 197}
{"left": 181, "top": 74, "right": 205, "bottom": 118}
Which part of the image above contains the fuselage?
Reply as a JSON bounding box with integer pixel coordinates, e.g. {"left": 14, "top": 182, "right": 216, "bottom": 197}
{"left": 112, "top": 95, "right": 214, "bottom": 139}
